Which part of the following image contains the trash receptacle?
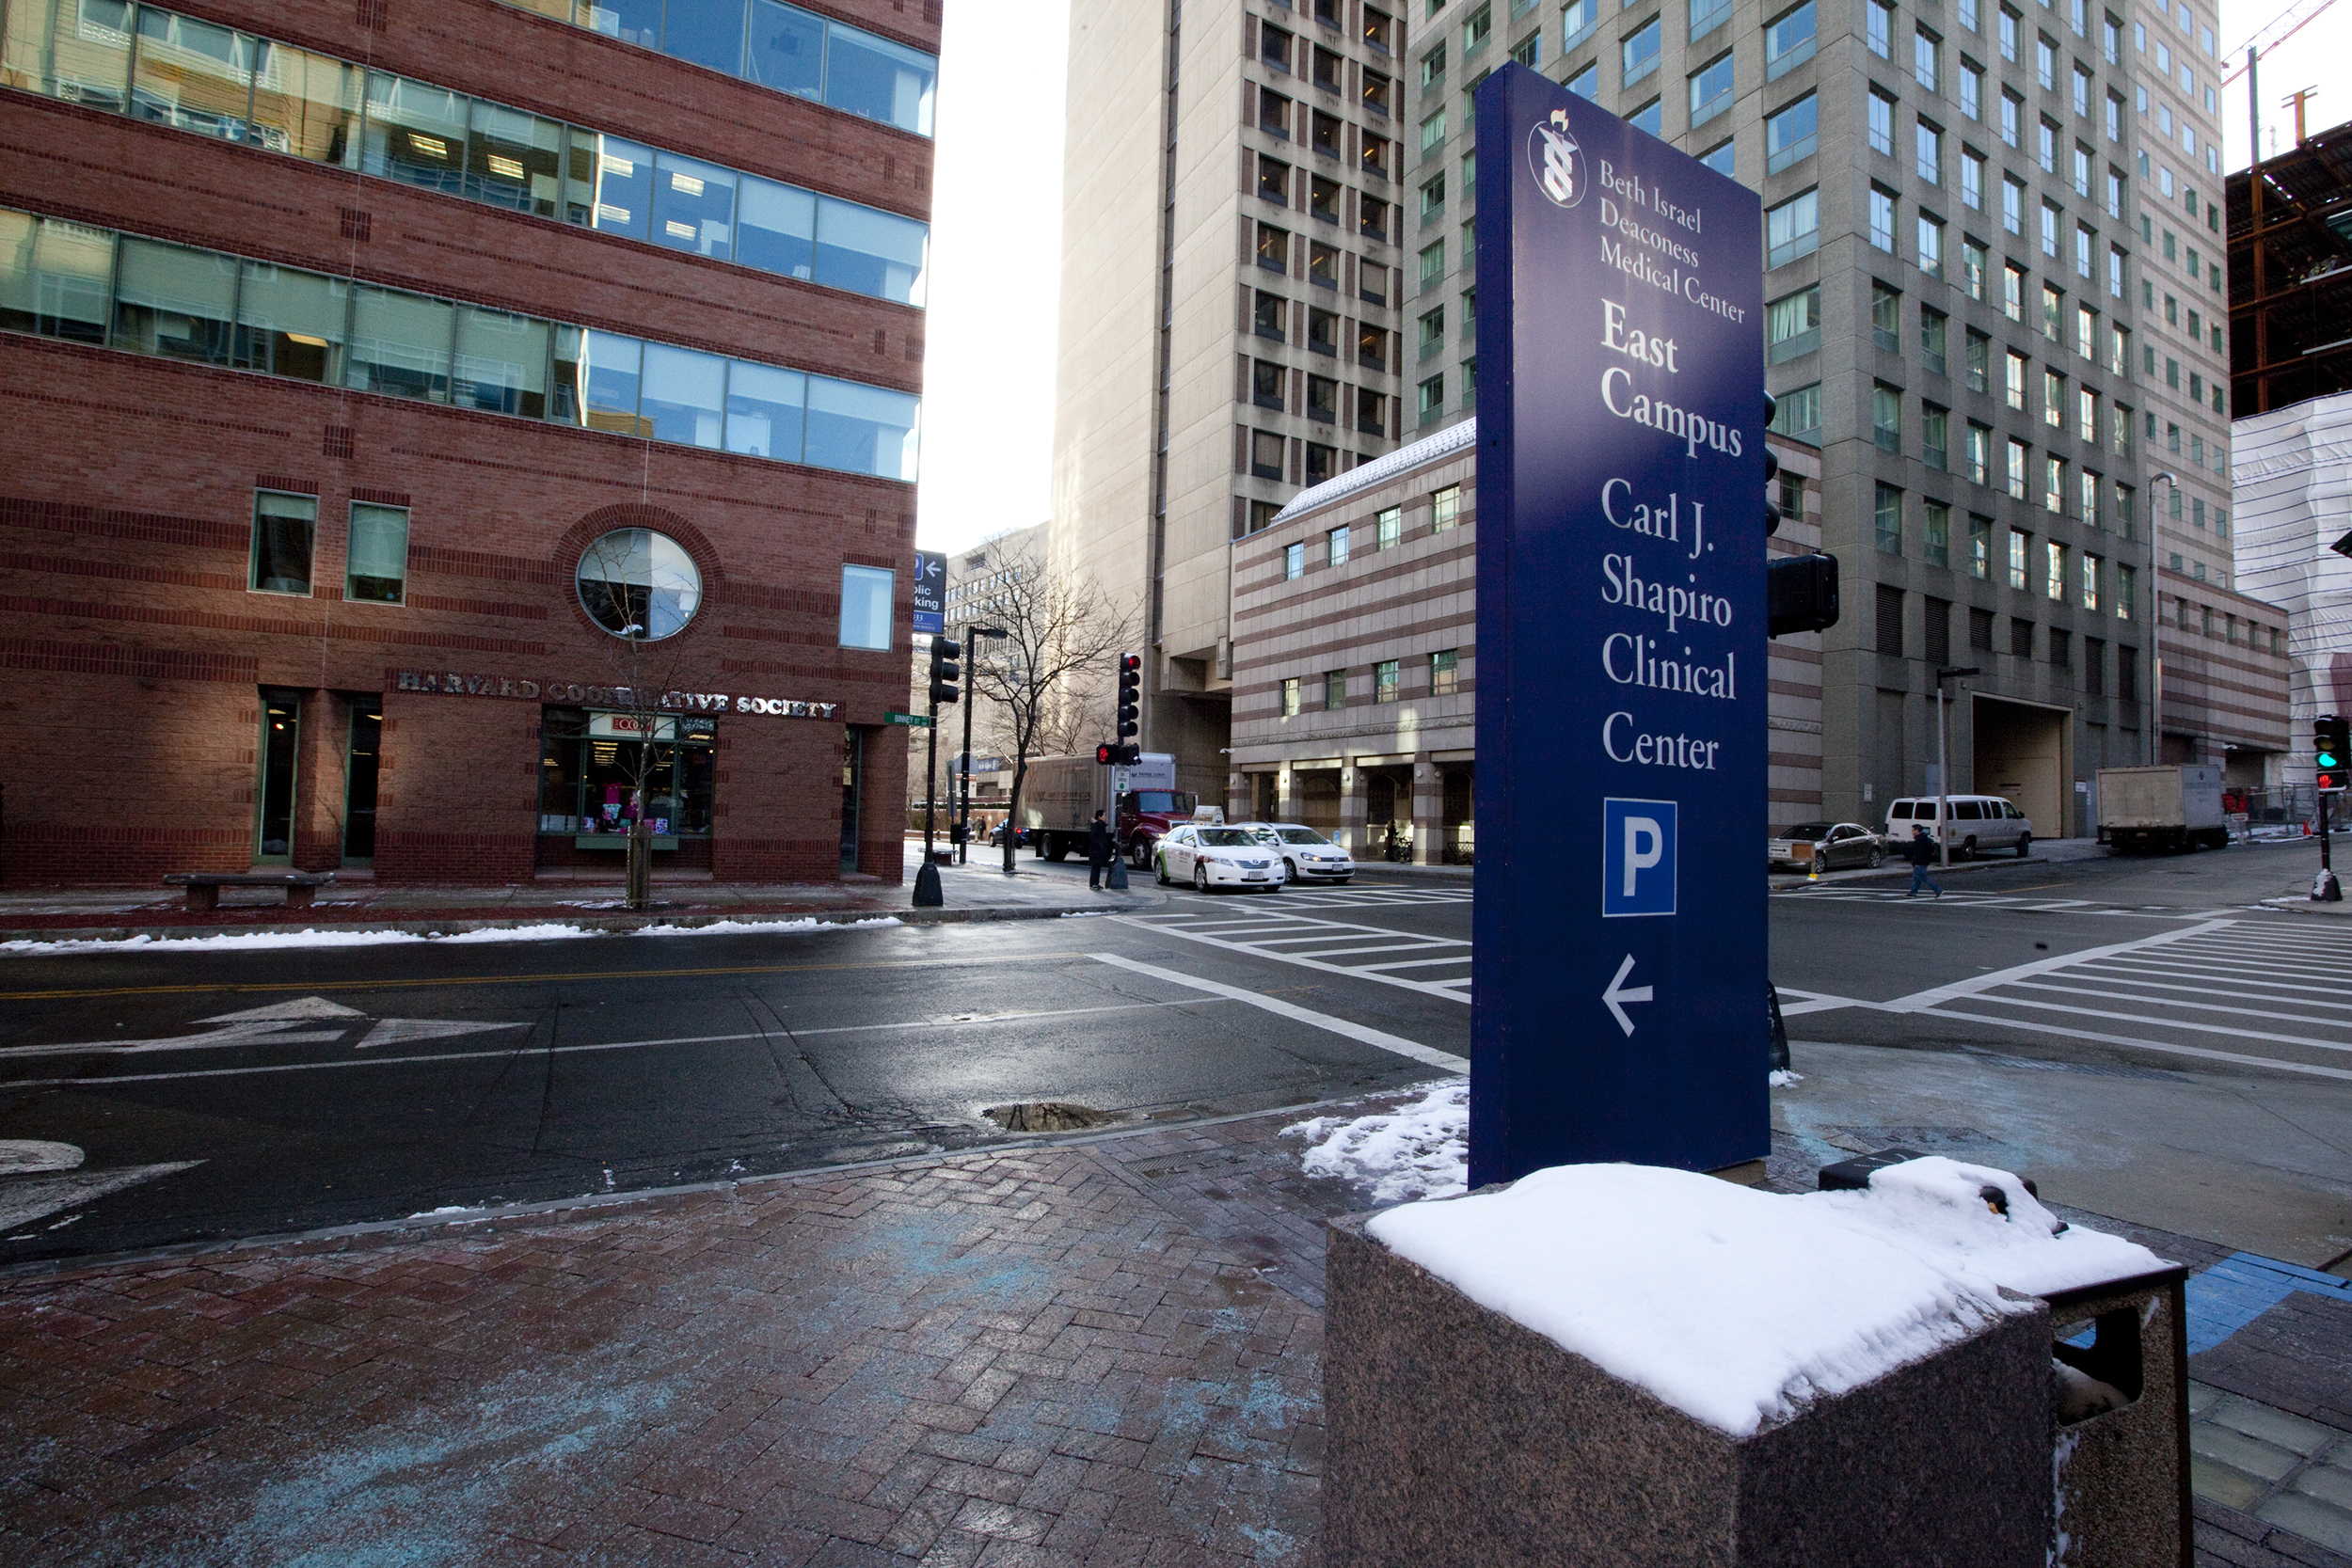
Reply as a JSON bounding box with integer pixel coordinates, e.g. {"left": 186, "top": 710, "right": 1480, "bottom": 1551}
{"left": 2043, "top": 1263, "right": 2192, "bottom": 1568}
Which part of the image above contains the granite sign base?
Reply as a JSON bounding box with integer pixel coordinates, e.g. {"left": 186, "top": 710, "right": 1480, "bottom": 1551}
{"left": 1322, "top": 1215, "right": 2054, "bottom": 1568}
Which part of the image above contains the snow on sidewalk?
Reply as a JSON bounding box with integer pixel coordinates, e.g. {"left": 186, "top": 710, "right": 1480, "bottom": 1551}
{"left": 1284, "top": 1080, "right": 1470, "bottom": 1203}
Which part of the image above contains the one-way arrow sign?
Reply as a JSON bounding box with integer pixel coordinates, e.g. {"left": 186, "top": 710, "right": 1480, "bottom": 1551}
{"left": 1601, "top": 954, "right": 1654, "bottom": 1037}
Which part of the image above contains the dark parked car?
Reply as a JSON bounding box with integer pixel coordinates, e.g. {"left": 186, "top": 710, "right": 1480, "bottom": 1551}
{"left": 989, "top": 821, "right": 1031, "bottom": 848}
{"left": 1768, "top": 821, "right": 1883, "bottom": 871}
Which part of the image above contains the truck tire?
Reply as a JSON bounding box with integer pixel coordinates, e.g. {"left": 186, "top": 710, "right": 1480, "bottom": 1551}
{"left": 1043, "top": 836, "right": 1069, "bottom": 863}
{"left": 2015, "top": 832, "right": 2031, "bottom": 858}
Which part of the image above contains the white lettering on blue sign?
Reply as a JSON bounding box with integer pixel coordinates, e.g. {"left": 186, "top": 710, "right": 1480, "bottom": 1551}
{"left": 1603, "top": 798, "right": 1678, "bottom": 917}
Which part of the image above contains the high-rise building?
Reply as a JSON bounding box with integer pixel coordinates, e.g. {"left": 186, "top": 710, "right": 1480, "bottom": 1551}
{"left": 0, "top": 0, "right": 938, "bottom": 884}
{"left": 1394, "top": 0, "right": 2255, "bottom": 832}
{"left": 2227, "top": 117, "right": 2352, "bottom": 419}
{"left": 2233, "top": 389, "right": 2352, "bottom": 788}
{"left": 1049, "top": 0, "right": 1413, "bottom": 804}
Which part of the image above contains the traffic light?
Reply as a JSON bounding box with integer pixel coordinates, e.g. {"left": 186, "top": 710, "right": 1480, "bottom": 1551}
{"left": 1767, "top": 553, "right": 1840, "bottom": 638}
{"left": 1097, "top": 744, "right": 1117, "bottom": 766}
{"left": 1095, "top": 743, "right": 1140, "bottom": 767}
{"left": 1117, "top": 653, "right": 1141, "bottom": 741}
{"left": 928, "top": 635, "right": 961, "bottom": 705}
{"left": 2318, "top": 715, "right": 2348, "bottom": 790}
{"left": 1762, "top": 394, "right": 1782, "bottom": 537}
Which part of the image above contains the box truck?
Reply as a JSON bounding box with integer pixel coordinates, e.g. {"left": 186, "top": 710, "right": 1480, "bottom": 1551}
{"left": 1018, "top": 753, "right": 1198, "bottom": 865}
{"left": 2096, "top": 764, "right": 2229, "bottom": 852}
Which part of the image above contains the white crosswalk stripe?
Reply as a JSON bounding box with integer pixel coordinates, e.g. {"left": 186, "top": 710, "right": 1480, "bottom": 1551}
{"left": 1782, "top": 886, "right": 2254, "bottom": 919}
{"left": 1271, "top": 886, "right": 1473, "bottom": 908}
{"left": 1116, "top": 906, "right": 1472, "bottom": 1001}
{"left": 1883, "top": 918, "right": 2352, "bottom": 1081}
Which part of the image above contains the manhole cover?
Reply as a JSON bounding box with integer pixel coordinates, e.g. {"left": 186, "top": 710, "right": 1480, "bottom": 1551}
{"left": 983, "top": 1102, "right": 1117, "bottom": 1132}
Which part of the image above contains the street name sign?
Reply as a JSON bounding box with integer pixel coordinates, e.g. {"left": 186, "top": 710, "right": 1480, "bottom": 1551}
{"left": 1470, "top": 65, "right": 1769, "bottom": 1185}
{"left": 884, "top": 711, "right": 930, "bottom": 728}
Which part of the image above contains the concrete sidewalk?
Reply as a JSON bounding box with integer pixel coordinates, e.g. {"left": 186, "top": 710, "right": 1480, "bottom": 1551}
{"left": 0, "top": 858, "right": 1149, "bottom": 946}
{"left": 5, "top": 1078, "right": 2349, "bottom": 1566}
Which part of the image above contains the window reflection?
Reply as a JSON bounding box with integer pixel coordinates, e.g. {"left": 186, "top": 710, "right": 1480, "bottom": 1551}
{"left": 130, "top": 8, "right": 251, "bottom": 140}
{"left": 247, "top": 41, "right": 359, "bottom": 163}
{"left": 0, "top": 212, "right": 113, "bottom": 341}
{"left": 724, "top": 360, "right": 806, "bottom": 458}
{"left": 639, "top": 341, "right": 726, "bottom": 446}
{"left": 575, "top": 328, "right": 646, "bottom": 435}
{"left": 233, "top": 261, "right": 346, "bottom": 382}
{"left": 736, "top": 177, "right": 816, "bottom": 278}
{"left": 814, "top": 199, "right": 925, "bottom": 303}
{"left": 3, "top": 0, "right": 135, "bottom": 110}
{"left": 468, "top": 99, "right": 562, "bottom": 215}
{"left": 660, "top": 0, "right": 748, "bottom": 73}
{"left": 363, "top": 72, "right": 468, "bottom": 196}
{"left": 572, "top": 132, "right": 654, "bottom": 240}
{"left": 113, "top": 237, "right": 235, "bottom": 364}
{"left": 346, "top": 285, "right": 453, "bottom": 402}
{"left": 651, "top": 151, "right": 735, "bottom": 260}
{"left": 453, "top": 306, "right": 548, "bottom": 415}
{"left": 746, "top": 0, "right": 825, "bottom": 97}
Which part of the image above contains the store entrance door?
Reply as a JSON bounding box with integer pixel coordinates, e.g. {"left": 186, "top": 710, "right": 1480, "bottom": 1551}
{"left": 343, "top": 702, "right": 381, "bottom": 864}
{"left": 841, "top": 726, "right": 866, "bottom": 873}
{"left": 254, "top": 689, "right": 303, "bottom": 864}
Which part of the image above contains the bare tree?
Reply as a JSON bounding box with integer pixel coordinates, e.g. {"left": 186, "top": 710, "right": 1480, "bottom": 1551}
{"left": 956, "top": 538, "right": 1139, "bottom": 873}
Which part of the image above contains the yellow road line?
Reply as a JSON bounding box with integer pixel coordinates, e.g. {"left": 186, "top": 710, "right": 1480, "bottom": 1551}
{"left": 0, "top": 950, "right": 1089, "bottom": 1006}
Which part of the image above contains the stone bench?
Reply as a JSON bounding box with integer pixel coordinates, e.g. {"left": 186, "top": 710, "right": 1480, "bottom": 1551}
{"left": 162, "top": 871, "right": 335, "bottom": 912}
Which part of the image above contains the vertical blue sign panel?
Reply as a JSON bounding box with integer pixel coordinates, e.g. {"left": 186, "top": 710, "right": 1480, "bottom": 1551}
{"left": 1470, "top": 66, "right": 1768, "bottom": 1185}
{"left": 913, "top": 548, "right": 946, "bottom": 637}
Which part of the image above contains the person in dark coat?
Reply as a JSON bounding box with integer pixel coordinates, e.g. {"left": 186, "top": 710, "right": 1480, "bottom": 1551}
{"left": 1904, "top": 825, "right": 1944, "bottom": 898}
{"left": 1088, "top": 809, "right": 1115, "bottom": 890}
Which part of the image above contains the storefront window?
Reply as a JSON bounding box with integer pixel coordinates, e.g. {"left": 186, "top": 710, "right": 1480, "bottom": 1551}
{"left": 256, "top": 689, "right": 302, "bottom": 861}
{"left": 576, "top": 528, "right": 703, "bottom": 640}
{"left": 537, "top": 706, "right": 715, "bottom": 839}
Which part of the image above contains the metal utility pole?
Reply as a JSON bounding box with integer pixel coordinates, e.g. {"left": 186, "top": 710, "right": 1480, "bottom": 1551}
{"left": 1934, "top": 666, "right": 1979, "bottom": 868}
{"left": 914, "top": 634, "right": 961, "bottom": 908}
{"left": 957, "top": 626, "right": 1007, "bottom": 864}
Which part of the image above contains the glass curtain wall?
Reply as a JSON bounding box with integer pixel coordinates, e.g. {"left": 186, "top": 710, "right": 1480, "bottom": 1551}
{"left": 0, "top": 205, "right": 921, "bottom": 480}
{"left": 1, "top": 3, "right": 927, "bottom": 305}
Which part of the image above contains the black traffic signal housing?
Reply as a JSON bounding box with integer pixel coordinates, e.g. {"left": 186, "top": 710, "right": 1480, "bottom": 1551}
{"left": 2318, "top": 715, "right": 2348, "bottom": 791}
{"left": 1096, "top": 744, "right": 1117, "bottom": 766}
{"left": 1116, "top": 653, "right": 1141, "bottom": 741}
{"left": 1096, "top": 743, "right": 1141, "bottom": 767}
{"left": 1762, "top": 393, "right": 1782, "bottom": 536}
{"left": 1767, "top": 553, "right": 1839, "bottom": 639}
{"left": 928, "top": 635, "right": 961, "bottom": 705}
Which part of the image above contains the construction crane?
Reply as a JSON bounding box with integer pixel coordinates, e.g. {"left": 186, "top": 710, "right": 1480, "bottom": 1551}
{"left": 2223, "top": 0, "right": 2340, "bottom": 85}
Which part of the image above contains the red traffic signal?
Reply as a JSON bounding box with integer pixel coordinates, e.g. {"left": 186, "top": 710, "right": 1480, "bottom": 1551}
{"left": 1096, "top": 744, "right": 1116, "bottom": 766}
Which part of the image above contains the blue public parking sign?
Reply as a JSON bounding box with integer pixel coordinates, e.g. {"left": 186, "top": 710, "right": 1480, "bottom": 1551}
{"left": 1470, "top": 66, "right": 1768, "bottom": 1185}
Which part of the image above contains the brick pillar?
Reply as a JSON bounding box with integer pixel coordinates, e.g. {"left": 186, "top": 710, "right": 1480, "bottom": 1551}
{"left": 292, "top": 688, "right": 343, "bottom": 873}
{"left": 1340, "top": 761, "right": 1369, "bottom": 855}
{"left": 1411, "top": 752, "right": 1440, "bottom": 865}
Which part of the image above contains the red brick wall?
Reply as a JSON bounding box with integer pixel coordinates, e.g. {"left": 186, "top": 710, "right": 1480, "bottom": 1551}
{"left": 0, "top": 0, "right": 930, "bottom": 886}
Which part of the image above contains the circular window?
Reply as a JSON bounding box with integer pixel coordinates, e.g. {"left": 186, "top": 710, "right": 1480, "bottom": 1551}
{"left": 576, "top": 529, "right": 703, "bottom": 641}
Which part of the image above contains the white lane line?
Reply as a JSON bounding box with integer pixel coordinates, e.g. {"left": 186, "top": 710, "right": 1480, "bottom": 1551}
{"left": 1996, "top": 979, "right": 2352, "bottom": 1028}
{"left": 1289, "top": 942, "right": 1468, "bottom": 961}
{"left": 1922, "top": 1009, "right": 2352, "bottom": 1082}
{"left": 1356, "top": 955, "right": 1478, "bottom": 973}
{"left": 0, "top": 998, "right": 1245, "bottom": 1089}
{"left": 2068, "top": 966, "right": 2352, "bottom": 1004}
{"left": 1089, "top": 952, "right": 1467, "bottom": 1071}
{"left": 1936, "top": 993, "right": 2352, "bottom": 1053}
{"left": 1886, "top": 919, "right": 2236, "bottom": 1010}
{"left": 0, "top": 1162, "right": 203, "bottom": 1232}
{"left": 1111, "top": 914, "right": 1471, "bottom": 1002}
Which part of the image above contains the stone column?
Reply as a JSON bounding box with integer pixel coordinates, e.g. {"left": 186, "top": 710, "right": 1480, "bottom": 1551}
{"left": 1340, "top": 761, "right": 1369, "bottom": 855}
{"left": 1227, "top": 768, "right": 1247, "bottom": 821}
{"left": 1412, "top": 752, "right": 1440, "bottom": 865}
{"left": 1277, "top": 765, "right": 1298, "bottom": 823}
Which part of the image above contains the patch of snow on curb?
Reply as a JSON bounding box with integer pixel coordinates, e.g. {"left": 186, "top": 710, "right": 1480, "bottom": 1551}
{"left": 1769, "top": 1069, "right": 1804, "bottom": 1086}
{"left": 631, "top": 916, "right": 902, "bottom": 937}
{"left": 0, "top": 928, "right": 429, "bottom": 956}
{"left": 1284, "top": 1080, "right": 1469, "bottom": 1203}
{"left": 436, "top": 923, "right": 601, "bottom": 943}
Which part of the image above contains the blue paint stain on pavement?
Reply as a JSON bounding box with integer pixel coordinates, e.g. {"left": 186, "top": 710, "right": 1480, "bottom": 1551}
{"left": 2186, "top": 1252, "right": 2352, "bottom": 1355}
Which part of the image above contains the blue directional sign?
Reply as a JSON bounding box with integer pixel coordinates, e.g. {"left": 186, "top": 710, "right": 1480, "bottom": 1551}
{"left": 1470, "top": 65, "right": 1768, "bottom": 1185}
{"left": 913, "top": 549, "right": 946, "bottom": 637}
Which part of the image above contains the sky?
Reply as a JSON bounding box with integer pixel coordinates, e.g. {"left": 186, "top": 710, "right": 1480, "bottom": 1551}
{"left": 913, "top": 0, "right": 1074, "bottom": 560}
{"left": 911, "top": 0, "right": 2338, "bottom": 559}
{"left": 2219, "top": 0, "right": 2352, "bottom": 169}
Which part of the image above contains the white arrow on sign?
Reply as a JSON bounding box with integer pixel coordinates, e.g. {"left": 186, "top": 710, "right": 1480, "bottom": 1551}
{"left": 1601, "top": 954, "right": 1654, "bottom": 1037}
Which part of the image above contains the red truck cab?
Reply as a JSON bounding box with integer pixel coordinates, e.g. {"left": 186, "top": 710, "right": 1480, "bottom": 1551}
{"left": 1117, "top": 789, "right": 1197, "bottom": 867}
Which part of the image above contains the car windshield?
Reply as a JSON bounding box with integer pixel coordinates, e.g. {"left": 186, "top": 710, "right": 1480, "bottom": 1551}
{"left": 1199, "top": 829, "right": 1259, "bottom": 847}
{"left": 1275, "top": 828, "right": 1329, "bottom": 845}
{"left": 1132, "top": 791, "right": 1196, "bottom": 814}
{"left": 1783, "top": 823, "right": 1833, "bottom": 840}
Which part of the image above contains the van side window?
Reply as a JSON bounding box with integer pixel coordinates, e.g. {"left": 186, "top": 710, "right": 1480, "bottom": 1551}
{"left": 1889, "top": 802, "right": 1915, "bottom": 818}
{"left": 1955, "top": 800, "right": 1983, "bottom": 820}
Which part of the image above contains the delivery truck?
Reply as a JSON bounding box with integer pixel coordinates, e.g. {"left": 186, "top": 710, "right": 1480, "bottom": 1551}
{"left": 1018, "top": 752, "right": 1199, "bottom": 865}
{"left": 2095, "top": 764, "right": 2229, "bottom": 853}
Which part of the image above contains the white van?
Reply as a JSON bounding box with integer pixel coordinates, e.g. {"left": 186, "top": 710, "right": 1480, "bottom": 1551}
{"left": 1883, "top": 795, "right": 2033, "bottom": 859}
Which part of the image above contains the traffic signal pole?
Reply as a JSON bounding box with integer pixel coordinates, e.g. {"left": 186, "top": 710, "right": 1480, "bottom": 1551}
{"left": 2316, "top": 715, "right": 2344, "bottom": 901}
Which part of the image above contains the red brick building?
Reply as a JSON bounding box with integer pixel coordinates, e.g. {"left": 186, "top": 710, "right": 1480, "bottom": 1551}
{"left": 0, "top": 0, "right": 937, "bottom": 885}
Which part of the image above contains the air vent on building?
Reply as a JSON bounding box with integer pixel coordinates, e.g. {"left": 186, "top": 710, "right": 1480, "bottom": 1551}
{"left": 904, "top": 336, "right": 923, "bottom": 361}
{"left": 323, "top": 423, "right": 354, "bottom": 459}
{"left": 339, "top": 207, "right": 372, "bottom": 242}
{"left": 356, "top": 0, "right": 387, "bottom": 31}
{"left": 872, "top": 329, "right": 886, "bottom": 354}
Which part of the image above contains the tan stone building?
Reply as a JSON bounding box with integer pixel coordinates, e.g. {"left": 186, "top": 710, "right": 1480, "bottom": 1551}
{"left": 1049, "top": 1, "right": 1413, "bottom": 806}
{"left": 2153, "top": 567, "right": 2292, "bottom": 784}
{"left": 1226, "top": 417, "right": 1834, "bottom": 856}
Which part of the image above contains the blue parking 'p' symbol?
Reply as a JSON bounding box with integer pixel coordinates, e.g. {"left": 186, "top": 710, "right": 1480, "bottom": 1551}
{"left": 1602, "top": 799, "right": 1677, "bottom": 917}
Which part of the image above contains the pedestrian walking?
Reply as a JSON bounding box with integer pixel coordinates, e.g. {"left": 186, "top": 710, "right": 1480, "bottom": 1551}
{"left": 1088, "top": 809, "right": 1115, "bottom": 890}
{"left": 1904, "top": 825, "right": 1944, "bottom": 898}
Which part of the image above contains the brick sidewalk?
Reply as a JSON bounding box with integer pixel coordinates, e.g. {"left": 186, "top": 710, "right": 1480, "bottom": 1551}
{"left": 0, "top": 1112, "right": 1359, "bottom": 1567}
{"left": 6, "top": 1105, "right": 2347, "bottom": 1566}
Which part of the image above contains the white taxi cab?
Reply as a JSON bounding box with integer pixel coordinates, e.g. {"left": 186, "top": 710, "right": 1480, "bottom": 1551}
{"left": 1155, "top": 824, "right": 1286, "bottom": 893}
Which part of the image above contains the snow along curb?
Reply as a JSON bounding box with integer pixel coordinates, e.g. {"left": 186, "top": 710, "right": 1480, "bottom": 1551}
{"left": 0, "top": 902, "right": 1107, "bottom": 950}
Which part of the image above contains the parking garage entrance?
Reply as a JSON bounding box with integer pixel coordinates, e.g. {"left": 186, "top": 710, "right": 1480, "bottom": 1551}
{"left": 1973, "top": 696, "right": 2069, "bottom": 837}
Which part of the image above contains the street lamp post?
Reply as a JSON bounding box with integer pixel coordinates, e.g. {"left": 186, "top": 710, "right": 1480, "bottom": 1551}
{"left": 958, "top": 626, "right": 1007, "bottom": 864}
{"left": 1933, "top": 666, "right": 1980, "bottom": 869}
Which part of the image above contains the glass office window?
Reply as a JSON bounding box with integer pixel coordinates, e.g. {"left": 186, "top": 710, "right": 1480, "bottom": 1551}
{"left": 232, "top": 261, "right": 346, "bottom": 383}
{"left": 1, "top": 0, "right": 135, "bottom": 110}
{"left": 452, "top": 306, "right": 549, "bottom": 416}
{"left": 574, "top": 132, "right": 656, "bottom": 242}
{"left": 346, "top": 285, "right": 453, "bottom": 403}
{"left": 660, "top": 0, "right": 749, "bottom": 74}
{"left": 814, "top": 198, "right": 928, "bottom": 305}
{"left": 745, "top": 0, "right": 825, "bottom": 97}
{"left": 1766, "top": 0, "right": 1817, "bottom": 77}
{"left": 467, "top": 98, "right": 563, "bottom": 215}
{"left": 251, "top": 491, "right": 317, "bottom": 594}
{"left": 131, "top": 8, "right": 254, "bottom": 141}
{"left": 838, "top": 563, "right": 894, "bottom": 650}
{"left": 247, "top": 40, "right": 362, "bottom": 164}
{"left": 1766, "top": 286, "right": 1820, "bottom": 361}
{"left": 361, "top": 71, "right": 468, "bottom": 196}
{"left": 1622, "top": 17, "right": 1661, "bottom": 83}
{"left": 0, "top": 212, "right": 114, "bottom": 342}
{"left": 1766, "top": 189, "right": 1819, "bottom": 266}
{"left": 573, "top": 327, "right": 646, "bottom": 435}
{"left": 639, "top": 341, "right": 727, "bottom": 447}
{"left": 1766, "top": 93, "right": 1818, "bottom": 172}
{"left": 346, "top": 502, "right": 410, "bottom": 604}
{"left": 737, "top": 176, "right": 817, "bottom": 279}
{"left": 820, "top": 16, "right": 937, "bottom": 134}
{"left": 806, "top": 377, "right": 919, "bottom": 481}
{"left": 112, "top": 235, "right": 235, "bottom": 364}
{"left": 651, "top": 150, "right": 737, "bottom": 260}
{"left": 723, "top": 359, "right": 806, "bottom": 460}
